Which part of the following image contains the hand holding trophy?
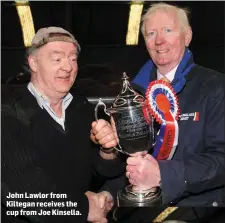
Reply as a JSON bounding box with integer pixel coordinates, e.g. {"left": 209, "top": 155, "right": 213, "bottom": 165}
{"left": 95, "top": 72, "right": 162, "bottom": 207}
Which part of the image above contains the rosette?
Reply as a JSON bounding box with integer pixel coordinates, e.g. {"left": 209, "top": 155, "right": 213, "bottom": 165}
{"left": 145, "top": 80, "right": 180, "bottom": 160}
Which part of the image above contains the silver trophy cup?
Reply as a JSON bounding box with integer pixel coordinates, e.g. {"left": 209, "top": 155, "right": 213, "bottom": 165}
{"left": 95, "top": 73, "right": 162, "bottom": 207}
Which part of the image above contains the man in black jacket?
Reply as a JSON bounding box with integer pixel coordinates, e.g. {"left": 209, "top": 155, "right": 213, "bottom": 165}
{"left": 2, "top": 27, "right": 125, "bottom": 223}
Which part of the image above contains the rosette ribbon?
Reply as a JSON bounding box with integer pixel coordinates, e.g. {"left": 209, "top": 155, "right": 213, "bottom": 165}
{"left": 145, "top": 80, "right": 180, "bottom": 160}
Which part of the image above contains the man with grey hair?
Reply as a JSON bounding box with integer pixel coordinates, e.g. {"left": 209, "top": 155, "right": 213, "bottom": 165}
{"left": 2, "top": 26, "right": 125, "bottom": 223}
{"left": 105, "top": 2, "right": 224, "bottom": 223}
{"left": 130, "top": 1, "right": 224, "bottom": 207}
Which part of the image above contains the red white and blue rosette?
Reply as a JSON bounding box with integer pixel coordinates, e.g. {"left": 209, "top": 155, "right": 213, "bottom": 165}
{"left": 145, "top": 80, "right": 180, "bottom": 160}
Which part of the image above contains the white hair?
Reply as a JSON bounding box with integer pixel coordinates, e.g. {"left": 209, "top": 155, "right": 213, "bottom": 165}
{"left": 141, "top": 3, "right": 190, "bottom": 36}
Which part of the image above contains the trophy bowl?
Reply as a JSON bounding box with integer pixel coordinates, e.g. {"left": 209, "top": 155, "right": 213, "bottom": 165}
{"left": 107, "top": 102, "right": 153, "bottom": 155}
{"left": 95, "top": 72, "right": 162, "bottom": 207}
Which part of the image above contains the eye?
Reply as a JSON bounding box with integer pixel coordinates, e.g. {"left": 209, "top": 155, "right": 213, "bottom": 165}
{"left": 52, "top": 58, "right": 61, "bottom": 62}
{"left": 146, "top": 31, "right": 155, "bottom": 38}
{"left": 68, "top": 57, "right": 77, "bottom": 63}
{"left": 164, "top": 28, "right": 171, "bottom": 33}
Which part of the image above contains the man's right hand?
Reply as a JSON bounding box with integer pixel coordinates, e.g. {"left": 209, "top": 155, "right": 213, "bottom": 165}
{"left": 90, "top": 119, "right": 118, "bottom": 148}
{"left": 90, "top": 119, "right": 119, "bottom": 160}
{"left": 85, "top": 191, "right": 114, "bottom": 223}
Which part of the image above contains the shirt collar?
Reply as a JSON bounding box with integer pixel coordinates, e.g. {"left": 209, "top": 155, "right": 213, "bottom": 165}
{"left": 27, "top": 82, "right": 73, "bottom": 109}
{"left": 157, "top": 64, "right": 179, "bottom": 82}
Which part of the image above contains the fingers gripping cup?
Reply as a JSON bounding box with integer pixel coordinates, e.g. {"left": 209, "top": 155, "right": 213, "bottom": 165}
{"left": 95, "top": 72, "right": 162, "bottom": 207}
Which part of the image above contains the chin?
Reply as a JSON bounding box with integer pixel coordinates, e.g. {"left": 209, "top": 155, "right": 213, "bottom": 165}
{"left": 56, "top": 87, "right": 71, "bottom": 95}
{"left": 57, "top": 83, "right": 73, "bottom": 90}
{"left": 156, "top": 61, "right": 170, "bottom": 66}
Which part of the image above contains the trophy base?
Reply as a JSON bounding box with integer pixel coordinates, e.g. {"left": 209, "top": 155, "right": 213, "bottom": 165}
{"left": 117, "top": 185, "right": 161, "bottom": 207}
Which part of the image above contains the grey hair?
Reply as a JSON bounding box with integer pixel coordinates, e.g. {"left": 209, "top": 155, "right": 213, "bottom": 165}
{"left": 23, "top": 48, "right": 39, "bottom": 74}
{"left": 141, "top": 3, "right": 190, "bottom": 36}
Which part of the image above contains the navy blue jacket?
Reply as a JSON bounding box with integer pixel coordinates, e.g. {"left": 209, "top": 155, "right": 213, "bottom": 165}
{"left": 132, "top": 63, "right": 225, "bottom": 207}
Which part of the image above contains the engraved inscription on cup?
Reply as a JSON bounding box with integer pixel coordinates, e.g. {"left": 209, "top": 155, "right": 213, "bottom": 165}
{"left": 112, "top": 107, "right": 153, "bottom": 154}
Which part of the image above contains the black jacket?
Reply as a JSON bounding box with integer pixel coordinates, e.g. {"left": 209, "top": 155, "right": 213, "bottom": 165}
{"left": 1, "top": 85, "right": 125, "bottom": 223}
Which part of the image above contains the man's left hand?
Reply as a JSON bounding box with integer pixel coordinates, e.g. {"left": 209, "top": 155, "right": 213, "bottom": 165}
{"left": 126, "top": 154, "right": 161, "bottom": 189}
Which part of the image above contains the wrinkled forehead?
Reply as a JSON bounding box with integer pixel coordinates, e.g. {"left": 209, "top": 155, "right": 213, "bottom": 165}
{"left": 37, "top": 41, "right": 78, "bottom": 56}
{"left": 145, "top": 9, "right": 180, "bottom": 29}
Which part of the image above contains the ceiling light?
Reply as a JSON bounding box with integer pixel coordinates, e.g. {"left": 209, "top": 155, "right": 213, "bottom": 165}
{"left": 15, "top": 0, "right": 35, "bottom": 47}
{"left": 126, "top": 1, "right": 144, "bottom": 45}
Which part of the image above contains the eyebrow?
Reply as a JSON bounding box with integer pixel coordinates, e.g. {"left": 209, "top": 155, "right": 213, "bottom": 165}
{"left": 49, "top": 50, "right": 77, "bottom": 56}
{"left": 49, "top": 51, "right": 64, "bottom": 56}
{"left": 69, "top": 51, "right": 78, "bottom": 56}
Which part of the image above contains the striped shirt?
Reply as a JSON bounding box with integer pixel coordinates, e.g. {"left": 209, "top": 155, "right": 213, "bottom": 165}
{"left": 27, "top": 82, "right": 73, "bottom": 130}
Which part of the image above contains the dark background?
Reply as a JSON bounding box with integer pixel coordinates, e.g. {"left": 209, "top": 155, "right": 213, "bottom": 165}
{"left": 1, "top": 1, "right": 224, "bottom": 96}
{"left": 1, "top": 2, "right": 225, "bottom": 222}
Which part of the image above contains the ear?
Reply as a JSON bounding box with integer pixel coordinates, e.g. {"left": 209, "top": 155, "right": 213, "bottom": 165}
{"left": 28, "top": 55, "right": 38, "bottom": 73}
{"left": 184, "top": 26, "right": 192, "bottom": 47}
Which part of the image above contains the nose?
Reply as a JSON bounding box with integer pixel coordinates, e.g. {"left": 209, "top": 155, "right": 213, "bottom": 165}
{"left": 155, "top": 33, "right": 164, "bottom": 45}
{"left": 62, "top": 58, "right": 72, "bottom": 72}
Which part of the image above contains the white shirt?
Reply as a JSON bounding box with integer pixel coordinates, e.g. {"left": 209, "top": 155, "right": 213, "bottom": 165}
{"left": 27, "top": 82, "right": 73, "bottom": 130}
{"left": 157, "top": 64, "right": 179, "bottom": 82}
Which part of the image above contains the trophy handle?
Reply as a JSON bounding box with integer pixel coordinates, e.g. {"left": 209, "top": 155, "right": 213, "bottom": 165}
{"left": 94, "top": 98, "right": 126, "bottom": 155}
{"left": 94, "top": 98, "right": 110, "bottom": 120}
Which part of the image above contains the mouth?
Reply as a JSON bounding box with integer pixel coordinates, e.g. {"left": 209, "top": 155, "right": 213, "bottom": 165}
{"left": 56, "top": 76, "right": 71, "bottom": 83}
{"left": 156, "top": 49, "right": 169, "bottom": 54}
{"left": 57, "top": 76, "right": 70, "bottom": 80}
